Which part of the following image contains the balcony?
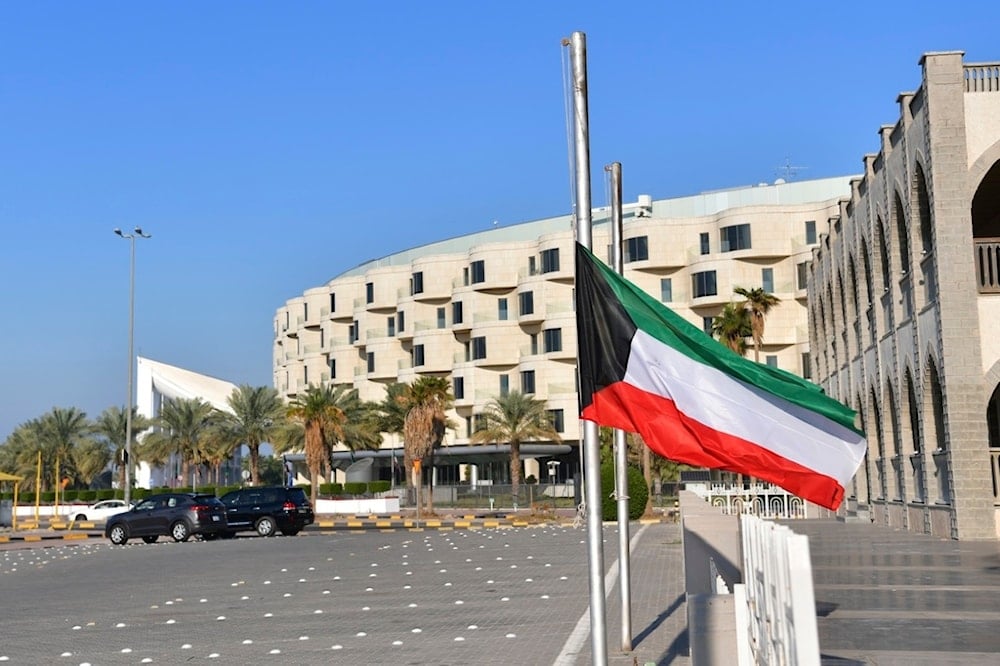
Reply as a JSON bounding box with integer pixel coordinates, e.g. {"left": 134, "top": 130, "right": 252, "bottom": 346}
{"left": 975, "top": 238, "right": 1000, "bottom": 293}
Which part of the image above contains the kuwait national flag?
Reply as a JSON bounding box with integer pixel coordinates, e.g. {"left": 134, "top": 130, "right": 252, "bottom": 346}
{"left": 575, "top": 243, "right": 866, "bottom": 510}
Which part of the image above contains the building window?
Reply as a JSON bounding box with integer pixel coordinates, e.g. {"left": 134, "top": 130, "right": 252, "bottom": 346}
{"left": 528, "top": 256, "right": 537, "bottom": 275}
{"left": 463, "top": 267, "right": 470, "bottom": 286}
{"left": 452, "top": 301, "right": 463, "bottom": 324}
{"left": 548, "top": 409, "right": 565, "bottom": 433}
{"left": 530, "top": 333, "right": 538, "bottom": 355}
{"left": 700, "top": 232, "right": 710, "bottom": 255}
{"left": 499, "top": 374, "right": 509, "bottom": 397}
{"left": 366, "top": 282, "right": 374, "bottom": 304}
{"left": 349, "top": 320, "right": 359, "bottom": 344}
{"left": 473, "top": 414, "right": 487, "bottom": 434}
{"left": 397, "top": 310, "right": 405, "bottom": 332}
{"left": 303, "top": 365, "right": 308, "bottom": 385}
{"left": 801, "top": 353, "right": 812, "bottom": 379}
{"left": 303, "top": 303, "right": 308, "bottom": 321}
{"left": 660, "top": 278, "right": 672, "bottom": 303}
{"left": 519, "top": 291, "right": 534, "bottom": 316}
{"left": 625, "top": 236, "right": 649, "bottom": 262}
{"left": 720, "top": 224, "right": 751, "bottom": 252}
{"left": 805, "top": 220, "right": 817, "bottom": 245}
{"left": 329, "top": 358, "right": 336, "bottom": 379}
{"left": 520, "top": 370, "right": 535, "bottom": 394}
{"left": 412, "top": 344, "right": 425, "bottom": 367}
{"left": 470, "top": 260, "right": 485, "bottom": 284}
{"left": 330, "top": 293, "right": 336, "bottom": 313}
{"left": 320, "top": 328, "right": 325, "bottom": 348}
{"left": 366, "top": 352, "right": 375, "bottom": 373}
{"left": 797, "top": 262, "right": 809, "bottom": 290}
{"left": 692, "top": 271, "right": 717, "bottom": 298}
{"left": 702, "top": 317, "right": 714, "bottom": 335}
{"left": 543, "top": 328, "right": 563, "bottom": 353}
{"left": 498, "top": 298, "right": 508, "bottom": 321}
{"left": 387, "top": 316, "right": 395, "bottom": 337}
{"left": 765, "top": 355, "right": 778, "bottom": 368}
{"left": 762, "top": 268, "right": 774, "bottom": 294}
{"left": 437, "top": 307, "right": 446, "bottom": 329}
{"left": 411, "top": 271, "right": 424, "bottom": 295}
{"left": 472, "top": 336, "right": 487, "bottom": 360}
{"left": 453, "top": 376, "right": 464, "bottom": 399}
{"left": 541, "top": 248, "right": 560, "bottom": 273}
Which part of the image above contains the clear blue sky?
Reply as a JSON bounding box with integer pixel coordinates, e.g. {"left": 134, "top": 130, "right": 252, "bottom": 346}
{"left": 2, "top": 2, "right": 998, "bottom": 441}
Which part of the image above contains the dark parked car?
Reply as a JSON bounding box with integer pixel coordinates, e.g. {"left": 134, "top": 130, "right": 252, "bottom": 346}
{"left": 105, "top": 493, "right": 227, "bottom": 545}
{"left": 219, "top": 486, "right": 314, "bottom": 537}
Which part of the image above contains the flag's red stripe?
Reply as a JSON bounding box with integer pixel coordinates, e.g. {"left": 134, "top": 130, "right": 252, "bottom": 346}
{"left": 582, "top": 381, "right": 846, "bottom": 511}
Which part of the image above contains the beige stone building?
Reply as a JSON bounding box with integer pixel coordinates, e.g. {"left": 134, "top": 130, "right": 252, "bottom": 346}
{"left": 809, "top": 52, "right": 1000, "bottom": 540}
{"left": 274, "top": 177, "right": 852, "bottom": 486}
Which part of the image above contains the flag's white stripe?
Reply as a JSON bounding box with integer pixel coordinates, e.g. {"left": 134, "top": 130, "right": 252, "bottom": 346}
{"left": 624, "top": 330, "right": 866, "bottom": 485}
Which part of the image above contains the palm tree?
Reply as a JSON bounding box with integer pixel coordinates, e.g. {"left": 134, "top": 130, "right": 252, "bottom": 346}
{"left": 217, "top": 385, "right": 287, "bottom": 486}
{"left": 470, "top": 390, "right": 561, "bottom": 507}
{"left": 400, "top": 377, "right": 452, "bottom": 513}
{"left": 36, "top": 407, "right": 93, "bottom": 489}
{"left": 72, "top": 439, "right": 113, "bottom": 488}
{"left": 287, "top": 385, "right": 346, "bottom": 507}
{"left": 140, "top": 398, "right": 218, "bottom": 488}
{"left": 711, "top": 302, "right": 753, "bottom": 356}
{"left": 734, "top": 286, "right": 781, "bottom": 363}
{"left": 93, "top": 406, "right": 151, "bottom": 492}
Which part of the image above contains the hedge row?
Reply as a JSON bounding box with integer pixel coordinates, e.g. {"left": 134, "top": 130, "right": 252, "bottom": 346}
{"left": 0, "top": 480, "right": 396, "bottom": 503}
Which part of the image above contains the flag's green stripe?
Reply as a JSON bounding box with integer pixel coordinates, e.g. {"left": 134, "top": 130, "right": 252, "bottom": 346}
{"left": 579, "top": 245, "right": 862, "bottom": 436}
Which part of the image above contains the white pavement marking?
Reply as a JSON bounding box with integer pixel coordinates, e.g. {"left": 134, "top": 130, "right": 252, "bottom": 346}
{"left": 553, "top": 523, "right": 649, "bottom": 666}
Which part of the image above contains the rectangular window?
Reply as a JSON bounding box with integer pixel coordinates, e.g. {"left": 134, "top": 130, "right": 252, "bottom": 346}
{"left": 463, "top": 341, "right": 471, "bottom": 362}
{"left": 303, "top": 303, "right": 308, "bottom": 321}
{"left": 805, "top": 220, "right": 817, "bottom": 245}
{"left": 700, "top": 232, "right": 710, "bottom": 255}
{"left": 452, "top": 301, "right": 463, "bottom": 324}
{"left": 473, "top": 414, "right": 487, "bottom": 434}
{"left": 412, "top": 344, "right": 425, "bottom": 367}
{"left": 453, "top": 376, "right": 465, "bottom": 400}
{"left": 366, "top": 352, "right": 375, "bottom": 373}
{"left": 470, "top": 260, "right": 485, "bottom": 284}
{"left": 303, "top": 365, "right": 308, "bottom": 385}
{"left": 463, "top": 267, "right": 470, "bottom": 286}
{"left": 702, "top": 317, "right": 714, "bottom": 335}
{"left": 528, "top": 256, "right": 537, "bottom": 275}
{"left": 660, "top": 278, "right": 672, "bottom": 303}
{"left": 329, "top": 358, "right": 336, "bottom": 379}
{"left": 625, "top": 236, "right": 649, "bottom": 262}
{"left": 520, "top": 370, "right": 535, "bottom": 394}
{"left": 320, "top": 328, "right": 325, "bottom": 348}
{"left": 349, "top": 320, "right": 359, "bottom": 344}
{"left": 498, "top": 298, "right": 508, "bottom": 321}
{"left": 692, "top": 271, "right": 717, "bottom": 298}
{"left": 530, "top": 333, "right": 538, "bottom": 355}
{"left": 766, "top": 355, "right": 778, "bottom": 368}
{"left": 330, "top": 293, "right": 336, "bottom": 313}
{"left": 499, "top": 374, "right": 509, "bottom": 397}
{"left": 541, "top": 248, "right": 560, "bottom": 273}
{"left": 397, "top": 310, "right": 405, "bottom": 332}
{"left": 797, "top": 262, "right": 809, "bottom": 290}
{"left": 548, "top": 409, "right": 565, "bottom": 433}
{"left": 801, "top": 353, "right": 812, "bottom": 379}
{"left": 543, "top": 328, "right": 563, "bottom": 353}
{"left": 472, "top": 336, "right": 487, "bottom": 360}
{"left": 366, "top": 282, "right": 374, "bottom": 304}
{"left": 411, "top": 271, "right": 424, "bottom": 295}
{"left": 437, "top": 307, "right": 446, "bottom": 329}
{"left": 387, "top": 316, "right": 395, "bottom": 337}
{"left": 762, "top": 268, "right": 774, "bottom": 294}
{"left": 720, "top": 223, "right": 751, "bottom": 252}
{"left": 519, "top": 291, "right": 534, "bottom": 315}
{"left": 466, "top": 416, "right": 473, "bottom": 438}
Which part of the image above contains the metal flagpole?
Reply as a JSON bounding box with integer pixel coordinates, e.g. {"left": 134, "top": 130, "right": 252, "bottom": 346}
{"left": 564, "top": 30, "right": 607, "bottom": 665}
{"left": 607, "top": 161, "right": 633, "bottom": 651}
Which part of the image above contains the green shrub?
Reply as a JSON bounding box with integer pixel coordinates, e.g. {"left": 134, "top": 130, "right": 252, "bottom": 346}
{"left": 199, "top": 486, "right": 216, "bottom": 497}
{"left": 344, "top": 482, "right": 367, "bottom": 496}
{"left": 62, "top": 490, "right": 79, "bottom": 502}
{"left": 20, "top": 492, "right": 35, "bottom": 503}
{"left": 218, "top": 485, "right": 242, "bottom": 496}
{"left": 77, "top": 489, "right": 96, "bottom": 502}
{"left": 599, "top": 462, "right": 649, "bottom": 521}
{"left": 0, "top": 492, "right": 12, "bottom": 500}
{"left": 95, "top": 489, "right": 115, "bottom": 501}
{"left": 132, "top": 488, "right": 150, "bottom": 501}
{"left": 40, "top": 491, "right": 56, "bottom": 503}
{"left": 368, "top": 480, "right": 390, "bottom": 494}
{"left": 319, "top": 483, "right": 339, "bottom": 497}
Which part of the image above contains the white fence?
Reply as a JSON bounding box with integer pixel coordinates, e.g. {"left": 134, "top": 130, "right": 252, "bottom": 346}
{"left": 688, "top": 483, "right": 812, "bottom": 519}
{"left": 739, "top": 514, "right": 820, "bottom": 665}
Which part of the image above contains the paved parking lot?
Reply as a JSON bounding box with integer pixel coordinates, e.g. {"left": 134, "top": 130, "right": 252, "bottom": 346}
{"left": 0, "top": 523, "right": 689, "bottom": 665}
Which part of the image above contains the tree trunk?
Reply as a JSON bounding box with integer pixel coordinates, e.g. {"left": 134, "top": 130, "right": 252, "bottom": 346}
{"left": 425, "top": 451, "right": 435, "bottom": 514}
{"left": 510, "top": 440, "right": 521, "bottom": 508}
{"left": 248, "top": 443, "right": 259, "bottom": 486}
{"left": 310, "top": 466, "right": 320, "bottom": 507}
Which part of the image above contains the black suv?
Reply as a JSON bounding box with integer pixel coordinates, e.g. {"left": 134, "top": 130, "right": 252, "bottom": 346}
{"left": 105, "top": 493, "right": 227, "bottom": 545}
{"left": 219, "top": 486, "right": 314, "bottom": 537}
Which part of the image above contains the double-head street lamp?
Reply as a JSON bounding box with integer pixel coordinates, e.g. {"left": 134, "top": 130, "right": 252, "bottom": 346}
{"left": 114, "top": 226, "right": 152, "bottom": 504}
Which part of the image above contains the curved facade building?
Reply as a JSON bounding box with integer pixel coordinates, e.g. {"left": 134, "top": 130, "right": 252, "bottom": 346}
{"left": 274, "top": 176, "right": 852, "bottom": 484}
{"left": 809, "top": 52, "right": 1000, "bottom": 539}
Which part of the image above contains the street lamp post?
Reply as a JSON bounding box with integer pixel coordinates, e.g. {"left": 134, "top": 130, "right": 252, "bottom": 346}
{"left": 114, "top": 226, "right": 151, "bottom": 505}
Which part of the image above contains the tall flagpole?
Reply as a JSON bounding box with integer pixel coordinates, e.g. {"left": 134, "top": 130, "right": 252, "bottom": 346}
{"left": 564, "top": 30, "right": 607, "bottom": 665}
{"left": 607, "top": 161, "right": 633, "bottom": 651}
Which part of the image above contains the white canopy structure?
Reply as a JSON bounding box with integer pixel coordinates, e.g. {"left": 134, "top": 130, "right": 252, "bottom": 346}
{"left": 134, "top": 356, "right": 241, "bottom": 488}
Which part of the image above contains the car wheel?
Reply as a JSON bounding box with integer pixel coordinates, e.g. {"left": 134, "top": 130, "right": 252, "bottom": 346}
{"left": 171, "top": 521, "right": 191, "bottom": 542}
{"left": 75, "top": 514, "right": 87, "bottom": 521}
{"left": 108, "top": 524, "right": 129, "bottom": 545}
{"left": 255, "top": 516, "right": 276, "bottom": 537}
{"left": 280, "top": 527, "right": 301, "bottom": 537}
{"left": 142, "top": 535, "right": 158, "bottom": 544}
